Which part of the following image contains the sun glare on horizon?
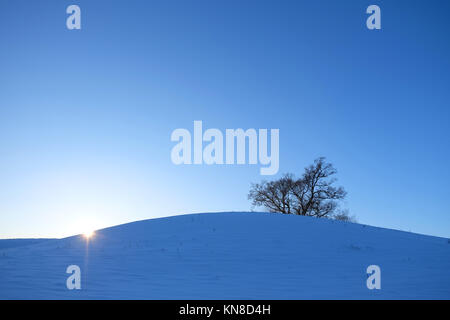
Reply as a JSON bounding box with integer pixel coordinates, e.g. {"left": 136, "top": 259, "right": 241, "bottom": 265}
{"left": 83, "top": 230, "right": 95, "bottom": 239}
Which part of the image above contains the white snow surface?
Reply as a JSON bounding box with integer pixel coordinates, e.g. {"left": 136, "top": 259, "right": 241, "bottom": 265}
{"left": 0, "top": 212, "right": 449, "bottom": 299}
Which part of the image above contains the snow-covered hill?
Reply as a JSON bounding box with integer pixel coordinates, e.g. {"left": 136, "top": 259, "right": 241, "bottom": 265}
{"left": 0, "top": 212, "right": 449, "bottom": 299}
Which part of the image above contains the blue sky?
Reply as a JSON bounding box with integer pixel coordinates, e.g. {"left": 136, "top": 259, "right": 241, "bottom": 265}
{"left": 1, "top": 0, "right": 449, "bottom": 238}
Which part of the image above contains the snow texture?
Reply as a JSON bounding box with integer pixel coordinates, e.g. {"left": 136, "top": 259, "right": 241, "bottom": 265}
{"left": 0, "top": 212, "right": 449, "bottom": 299}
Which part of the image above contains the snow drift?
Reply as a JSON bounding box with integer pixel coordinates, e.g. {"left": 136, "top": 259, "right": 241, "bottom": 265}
{"left": 0, "top": 212, "right": 449, "bottom": 299}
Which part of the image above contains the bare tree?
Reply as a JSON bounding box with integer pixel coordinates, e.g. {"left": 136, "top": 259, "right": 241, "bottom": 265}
{"left": 332, "top": 209, "right": 357, "bottom": 223}
{"left": 248, "top": 174, "right": 295, "bottom": 214}
{"left": 248, "top": 157, "right": 347, "bottom": 218}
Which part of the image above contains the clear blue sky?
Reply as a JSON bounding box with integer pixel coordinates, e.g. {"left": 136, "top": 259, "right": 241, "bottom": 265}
{"left": 1, "top": 0, "right": 449, "bottom": 238}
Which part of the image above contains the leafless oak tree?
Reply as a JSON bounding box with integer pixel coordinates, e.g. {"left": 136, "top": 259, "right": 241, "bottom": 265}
{"left": 248, "top": 157, "right": 347, "bottom": 218}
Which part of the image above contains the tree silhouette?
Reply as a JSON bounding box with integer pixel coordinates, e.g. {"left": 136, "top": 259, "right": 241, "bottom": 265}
{"left": 249, "top": 157, "right": 347, "bottom": 218}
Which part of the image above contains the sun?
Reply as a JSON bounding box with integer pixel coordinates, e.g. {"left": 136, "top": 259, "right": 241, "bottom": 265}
{"left": 83, "top": 230, "right": 95, "bottom": 239}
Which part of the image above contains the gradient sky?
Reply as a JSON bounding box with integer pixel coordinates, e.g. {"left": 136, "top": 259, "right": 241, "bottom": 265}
{"left": 1, "top": 0, "right": 449, "bottom": 238}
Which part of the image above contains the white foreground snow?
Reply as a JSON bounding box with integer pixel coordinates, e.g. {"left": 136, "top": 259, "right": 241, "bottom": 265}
{"left": 0, "top": 212, "right": 449, "bottom": 299}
